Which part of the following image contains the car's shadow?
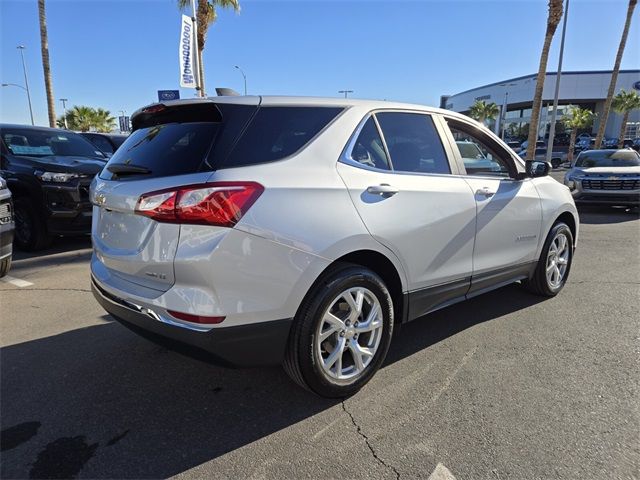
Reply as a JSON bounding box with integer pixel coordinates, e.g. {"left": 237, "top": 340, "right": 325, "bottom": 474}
{"left": 577, "top": 205, "right": 639, "bottom": 225}
{"left": 1, "top": 284, "right": 545, "bottom": 479}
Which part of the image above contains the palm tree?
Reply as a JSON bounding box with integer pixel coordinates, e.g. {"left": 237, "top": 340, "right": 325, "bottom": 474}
{"left": 525, "top": 0, "right": 564, "bottom": 162}
{"left": 594, "top": 0, "right": 637, "bottom": 149}
{"left": 611, "top": 89, "right": 640, "bottom": 148}
{"left": 61, "top": 106, "right": 95, "bottom": 132}
{"left": 562, "top": 106, "right": 595, "bottom": 162}
{"left": 468, "top": 100, "right": 500, "bottom": 125}
{"left": 38, "top": 0, "right": 56, "bottom": 127}
{"left": 178, "top": 0, "right": 241, "bottom": 96}
{"left": 92, "top": 108, "right": 116, "bottom": 133}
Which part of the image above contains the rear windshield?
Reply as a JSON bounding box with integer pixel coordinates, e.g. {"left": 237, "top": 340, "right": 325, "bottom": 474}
{"left": 99, "top": 104, "right": 342, "bottom": 180}
{"left": 575, "top": 150, "right": 640, "bottom": 167}
{"left": 2, "top": 128, "right": 105, "bottom": 159}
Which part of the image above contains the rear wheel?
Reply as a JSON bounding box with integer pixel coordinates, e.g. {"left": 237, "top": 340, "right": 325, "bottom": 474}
{"left": 13, "top": 198, "right": 51, "bottom": 251}
{"left": 284, "top": 264, "right": 394, "bottom": 398}
{"left": 523, "top": 222, "right": 573, "bottom": 296}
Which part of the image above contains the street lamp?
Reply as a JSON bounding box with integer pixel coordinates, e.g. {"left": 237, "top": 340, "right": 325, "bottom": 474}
{"left": 16, "top": 46, "right": 35, "bottom": 126}
{"left": 546, "top": 0, "right": 570, "bottom": 164}
{"left": 338, "top": 90, "right": 353, "bottom": 98}
{"left": 234, "top": 65, "right": 247, "bottom": 95}
{"left": 498, "top": 82, "right": 517, "bottom": 139}
{"left": 59, "top": 98, "right": 68, "bottom": 129}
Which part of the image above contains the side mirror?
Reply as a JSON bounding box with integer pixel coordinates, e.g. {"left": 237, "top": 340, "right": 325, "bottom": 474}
{"left": 525, "top": 160, "right": 550, "bottom": 178}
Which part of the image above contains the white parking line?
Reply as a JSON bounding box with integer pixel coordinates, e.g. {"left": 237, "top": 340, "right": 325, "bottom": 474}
{"left": 428, "top": 463, "right": 457, "bottom": 480}
{"left": 0, "top": 276, "right": 34, "bottom": 288}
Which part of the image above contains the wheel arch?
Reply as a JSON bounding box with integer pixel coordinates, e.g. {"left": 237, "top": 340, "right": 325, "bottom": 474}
{"left": 554, "top": 210, "right": 578, "bottom": 246}
{"left": 319, "top": 249, "right": 407, "bottom": 325}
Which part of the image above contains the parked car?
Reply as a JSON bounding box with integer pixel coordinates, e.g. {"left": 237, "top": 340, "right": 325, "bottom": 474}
{"left": 0, "top": 175, "right": 13, "bottom": 277}
{"left": 633, "top": 138, "right": 640, "bottom": 152}
{"left": 520, "top": 140, "right": 546, "bottom": 151}
{"left": 577, "top": 133, "right": 594, "bottom": 142}
{"left": 564, "top": 149, "right": 640, "bottom": 207}
{"left": 0, "top": 124, "right": 108, "bottom": 250}
{"left": 90, "top": 97, "right": 579, "bottom": 397}
{"left": 506, "top": 140, "right": 522, "bottom": 152}
{"left": 519, "top": 147, "right": 564, "bottom": 168}
{"left": 80, "top": 132, "right": 128, "bottom": 158}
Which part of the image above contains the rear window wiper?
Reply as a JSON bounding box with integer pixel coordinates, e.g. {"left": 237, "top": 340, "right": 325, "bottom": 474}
{"left": 107, "top": 163, "right": 152, "bottom": 175}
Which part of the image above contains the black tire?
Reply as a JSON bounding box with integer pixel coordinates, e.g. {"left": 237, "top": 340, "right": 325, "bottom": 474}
{"left": 13, "top": 198, "right": 51, "bottom": 251}
{"left": 0, "top": 256, "right": 11, "bottom": 278}
{"left": 551, "top": 158, "right": 561, "bottom": 169}
{"left": 283, "top": 263, "right": 394, "bottom": 398}
{"left": 523, "top": 222, "right": 573, "bottom": 297}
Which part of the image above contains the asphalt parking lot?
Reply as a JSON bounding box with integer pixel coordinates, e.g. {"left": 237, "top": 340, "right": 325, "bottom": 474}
{"left": 1, "top": 176, "right": 639, "bottom": 479}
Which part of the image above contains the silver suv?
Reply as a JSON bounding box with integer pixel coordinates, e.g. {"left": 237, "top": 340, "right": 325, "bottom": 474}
{"left": 91, "top": 96, "right": 579, "bottom": 397}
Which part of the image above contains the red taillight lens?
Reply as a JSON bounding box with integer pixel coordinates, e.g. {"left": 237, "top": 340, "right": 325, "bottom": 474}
{"left": 167, "top": 310, "right": 225, "bottom": 324}
{"left": 135, "top": 182, "right": 263, "bottom": 227}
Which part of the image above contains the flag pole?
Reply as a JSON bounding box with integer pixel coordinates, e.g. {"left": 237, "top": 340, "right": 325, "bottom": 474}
{"left": 190, "top": 0, "right": 203, "bottom": 97}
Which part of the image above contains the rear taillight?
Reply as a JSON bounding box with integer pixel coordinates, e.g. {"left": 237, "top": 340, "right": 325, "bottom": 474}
{"left": 167, "top": 310, "right": 225, "bottom": 324}
{"left": 135, "top": 182, "right": 263, "bottom": 227}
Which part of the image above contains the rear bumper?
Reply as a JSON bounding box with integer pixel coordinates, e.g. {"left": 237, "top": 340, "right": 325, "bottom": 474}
{"left": 92, "top": 277, "right": 293, "bottom": 367}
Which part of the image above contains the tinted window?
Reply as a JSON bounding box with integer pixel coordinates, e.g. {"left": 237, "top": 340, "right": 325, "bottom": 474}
{"left": 100, "top": 103, "right": 257, "bottom": 180}
{"left": 575, "top": 150, "right": 640, "bottom": 167}
{"left": 376, "top": 113, "right": 450, "bottom": 174}
{"left": 448, "top": 122, "right": 511, "bottom": 177}
{"left": 1, "top": 128, "right": 105, "bottom": 158}
{"left": 100, "top": 122, "right": 219, "bottom": 180}
{"left": 349, "top": 117, "right": 390, "bottom": 170}
{"left": 222, "top": 106, "right": 343, "bottom": 168}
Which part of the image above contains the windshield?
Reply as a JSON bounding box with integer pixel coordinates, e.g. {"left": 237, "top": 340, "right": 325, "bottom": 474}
{"left": 575, "top": 150, "right": 640, "bottom": 168}
{"left": 1, "top": 128, "right": 105, "bottom": 158}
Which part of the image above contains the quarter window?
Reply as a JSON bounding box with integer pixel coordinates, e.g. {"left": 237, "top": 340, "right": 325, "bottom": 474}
{"left": 376, "top": 113, "right": 450, "bottom": 174}
{"left": 349, "top": 117, "right": 391, "bottom": 170}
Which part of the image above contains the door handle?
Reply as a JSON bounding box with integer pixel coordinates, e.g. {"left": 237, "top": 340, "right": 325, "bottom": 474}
{"left": 367, "top": 184, "right": 398, "bottom": 196}
{"left": 475, "top": 187, "right": 495, "bottom": 198}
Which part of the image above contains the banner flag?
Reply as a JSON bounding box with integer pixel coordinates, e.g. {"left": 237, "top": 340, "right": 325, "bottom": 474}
{"left": 179, "top": 14, "right": 198, "bottom": 89}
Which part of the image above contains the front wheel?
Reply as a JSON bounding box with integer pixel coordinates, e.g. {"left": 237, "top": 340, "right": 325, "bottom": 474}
{"left": 13, "top": 198, "right": 51, "bottom": 251}
{"left": 0, "top": 256, "right": 11, "bottom": 278}
{"left": 523, "top": 222, "right": 573, "bottom": 296}
{"left": 283, "top": 264, "right": 394, "bottom": 398}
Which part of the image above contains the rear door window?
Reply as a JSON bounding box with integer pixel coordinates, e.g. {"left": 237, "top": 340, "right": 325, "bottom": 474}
{"left": 349, "top": 117, "right": 391, "bottom": 170}
{"left": 376, "top": 112, "right": 450, "bottom": 174}
{"left": 222, "top": 106, "right": 343, "bottom": 168}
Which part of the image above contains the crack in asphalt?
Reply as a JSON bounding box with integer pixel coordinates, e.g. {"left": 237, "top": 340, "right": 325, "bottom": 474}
{"left": 341, "top": 401, "right": 401, "bottom": 480}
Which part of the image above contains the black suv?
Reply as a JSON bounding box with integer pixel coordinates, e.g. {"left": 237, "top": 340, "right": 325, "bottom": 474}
{"left": 0, "top": 124, "right": 107, "bottom": 250}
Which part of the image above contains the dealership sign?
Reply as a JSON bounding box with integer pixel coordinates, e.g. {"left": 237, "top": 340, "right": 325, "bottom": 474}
{"left": 179, "top": 15, "right": 197, "bottom": 89}
{"left": 633, "top": 81, "right": 640, "bottom": 91}
{"left": 158, "top": 90, "right": 180, "bottom": 102}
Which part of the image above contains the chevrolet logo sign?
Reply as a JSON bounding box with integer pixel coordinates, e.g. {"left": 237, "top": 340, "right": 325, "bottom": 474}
{"left": 608, "top": 176, "right": 619, "bottom": 181}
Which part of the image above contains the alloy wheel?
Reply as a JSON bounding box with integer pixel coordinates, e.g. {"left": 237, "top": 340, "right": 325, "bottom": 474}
{"left": 546, "top": 232, "right": 570, "bottom": 289}
{"left": 316, "top": 287, "right": 384, "bottom": 382}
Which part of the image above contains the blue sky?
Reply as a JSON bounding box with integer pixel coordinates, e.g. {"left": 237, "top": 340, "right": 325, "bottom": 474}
{"left": 1, "top": 0, "right": 639, "bottom": 126}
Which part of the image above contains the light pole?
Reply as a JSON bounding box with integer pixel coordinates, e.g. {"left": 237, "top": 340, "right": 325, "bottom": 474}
{"left": 498, "top": 82, "right": 517, "bottom": 139}
{"left": 59, "top": 98, "right": 68, "bottom": 129}
{"left": 338, "top": 90, "right": 353, "bottom": 98}
{"left": 546, "top": 0, "right": 570, "bottom": 164}
{"left": 16, "top": 46, "right": 35, "bottom": 126}
{"left": 234, "top": 65, "right": 247, "bottom": 95}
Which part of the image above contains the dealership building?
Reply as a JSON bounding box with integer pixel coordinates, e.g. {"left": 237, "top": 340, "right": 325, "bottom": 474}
{"left": 440, "top": 69, "right": 640, "bottom": 140}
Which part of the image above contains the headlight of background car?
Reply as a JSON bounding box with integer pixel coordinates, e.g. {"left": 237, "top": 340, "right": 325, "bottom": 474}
{"left": 564, "top": 175, "right": 577, "bottom": 190}
{"left": 36, "top": 171, "right": 80, "bottom": 183}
